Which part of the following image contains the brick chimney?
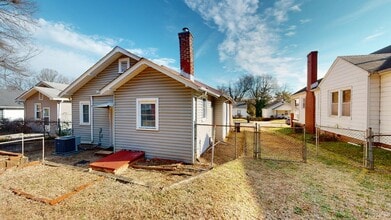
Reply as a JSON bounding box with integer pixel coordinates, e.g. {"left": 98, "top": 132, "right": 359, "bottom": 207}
{"left": 178, "top": 27, "right": 194, "bottom": 77}
{"left": 305, "top": 51, "right": 318, "bottom": 134}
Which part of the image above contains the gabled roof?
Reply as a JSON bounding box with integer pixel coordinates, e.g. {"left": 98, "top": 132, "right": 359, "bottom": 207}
{"left": 0, "top": 89, "right": 23, "bottom": 109}
{"left": 233, "top": 101, "right": 247, "bottom": 108}
{"left": 16, "top": 81, "right": 70, "bottom": 101}
{"left": 37, "top": 81, "right": 69, "bottom": 90}
{"left": 60, "top": 46, "right": 141, "bottom": 97}
{"left": 340, "top": 53, "right": 391, "bottom": 74}
{"left": 99, "top": 58, "right": 228, "bottom": 99}
{"left": 372, "top": 45, "right": 391, "bottom": 54}
{"left": 292, "top": 78, "right": 323, "bottom": 96}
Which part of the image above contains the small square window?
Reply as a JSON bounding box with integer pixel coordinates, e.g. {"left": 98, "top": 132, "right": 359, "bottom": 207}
{"left": 118, "top": 58, "right": 130, "bottom": 73}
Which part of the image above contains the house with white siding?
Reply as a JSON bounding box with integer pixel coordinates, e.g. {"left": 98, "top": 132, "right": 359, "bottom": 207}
{"left": 0, "top": 89, "right": 24, "bottom": 121}
{"left": 314, "top": 45, "right": 391, "bottom": 146}
{"left": 262, "top": 100, "right": 291, "bottom": 119}
{"left": 16, "top": 81, "right": 71, "bottom": 135}
{"left": 295, "top": 46, "right": 391, "bottom": 147}
{"left": 233, "top": 101, "right": 248, "bottom": 118}
{"left": 60, "top": 28, "right": 232, "bottom": 163}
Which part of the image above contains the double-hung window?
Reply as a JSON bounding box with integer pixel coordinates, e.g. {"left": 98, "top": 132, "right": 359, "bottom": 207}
{"left": 34, "top": 103, "right": 42, "bottom": 120}
{"left": 79, "top": 101, "right": 90, "bottom": 125}
{"left": 330, "top": 89, "right": 351, "bottom": 117}
{"left": 137, "top": 98, "right": 158, "bottom": 130}
{"left": 331, "top": 91, "right": 339, "bottom": 116}
{"left": 342, "top": 89, "right": 351, "bottom": 117}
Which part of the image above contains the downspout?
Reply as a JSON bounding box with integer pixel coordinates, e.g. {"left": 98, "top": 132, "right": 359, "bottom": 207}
{"left": 112, "top": 93, "right": 116, "bottom": 151}
{"left": 90, "top": 96, "right": 93, "bottom": 143}
{"left": 193, "top": 96, "right": 197, "bottom": 163}
{"left": 379, "top": 74, "right": 381, "bottom": 133}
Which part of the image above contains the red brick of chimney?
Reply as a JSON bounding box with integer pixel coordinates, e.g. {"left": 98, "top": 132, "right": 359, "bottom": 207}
{"left": 305, "top": 51, "right": 318, "bottom": 134}
{"left": 178, "top": 27, "right": 194, "bottom": 76}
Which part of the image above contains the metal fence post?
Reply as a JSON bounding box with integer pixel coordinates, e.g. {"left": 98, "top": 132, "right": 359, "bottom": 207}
{"left": 366, "top": 127, "right": 374, "bottom": 170}
{"left": 315, "top": 126, "right": 319, "bottom": 157}
{"left": 303, "top": 125, "right": 307, "bottom": 163}
{"left": 21, "top": 133, "right": 24, "bottom": 156}
{"left": 234, "top": 125, "right": 237, "bottom": 159}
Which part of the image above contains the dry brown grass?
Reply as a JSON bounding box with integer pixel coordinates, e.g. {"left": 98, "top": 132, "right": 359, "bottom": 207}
{"left": 0, "top": 129, "right": 390, "bottom": 219}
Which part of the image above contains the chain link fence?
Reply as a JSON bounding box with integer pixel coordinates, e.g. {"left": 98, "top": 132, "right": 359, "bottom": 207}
{"left": 197, "top": 122, "right": 306, "bottom": 165}
{"left": 315, "top": 125, "right": 391, "bottom": 171}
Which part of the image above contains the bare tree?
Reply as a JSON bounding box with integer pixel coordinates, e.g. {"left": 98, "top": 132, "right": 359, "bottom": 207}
{"left": 219, "top": 74, "right": 252, "bottom": 101}
{"left": 34, "top": 68, "right": 71, "bottom": 84}
{"left": 275, "top": 84, "right": 292, "bottom": 102}
{"left": 0, "top": 0, "right": 37, "bottom": 73}
{"left": 248, "top": 74, "right": 277, "bottom": 117}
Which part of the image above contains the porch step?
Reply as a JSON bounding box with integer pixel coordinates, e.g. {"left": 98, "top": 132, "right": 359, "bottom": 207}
{"left": 89, "top": 150, "right": 145, "bottom": 175}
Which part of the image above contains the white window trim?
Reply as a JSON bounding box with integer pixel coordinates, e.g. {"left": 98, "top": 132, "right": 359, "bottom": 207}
{"left": 38, "top": 92, "right": 43, "bottom": 100}
{"left": 329, "top": 88, "right": 352, "bottom": 119}
{"left": 136, "top": 98, "right": 159, "bottom": 131}
{"left": 118, "top": 58, "right": 130, "bottom": 73}
{"left": 79, "top": 101, "right": 91, "bottom": 125}
{"left": 34, "top": 103, "right": 42, "bottom": 120}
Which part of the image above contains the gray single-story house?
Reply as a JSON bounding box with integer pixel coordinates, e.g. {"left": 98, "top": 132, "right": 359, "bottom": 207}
{"left": 60, "top": 28, "right": 233, "bottom": 163}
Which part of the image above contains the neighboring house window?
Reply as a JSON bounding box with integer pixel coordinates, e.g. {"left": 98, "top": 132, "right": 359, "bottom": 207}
{"left": 79, "top": 101, "right": 90, "bottom": 125}
{"left": 331, "top": 91, "right": 339, "bottom": 116}
{"left": 137, "top": 98, "right": 159, "bottom": 130}
{"left": 237, "top": 110, "right": 241, "bottom": 115}
{"left": 38, "top": 92, "right": 43, "bottom": 100}
{"left": 118, "top": 58, "right": 130, "bottom": 73}
{"left": 342, "top": 89, "right": 351, "bottom": 117}
{"left": 34, "top": 103, "right": 42, "bottom": 120}
{"left": 302, "top": 98, "right": 306, "bottom": 109}
{"left": 43, "top": 107, "right": 50, "bottom": 132}
{"left": 295, "top": 99, "right": 299, "bottom": 107}
{"left": 202, "top": 98, "right": 207, "bottom": 119}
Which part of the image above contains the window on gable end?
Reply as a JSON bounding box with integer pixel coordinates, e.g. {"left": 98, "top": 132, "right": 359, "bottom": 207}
{"left": 118, "top": 58, "right": 130, "bottom": 73}
{"left": 202, "top": 98, "right": 207, "bottom": 119}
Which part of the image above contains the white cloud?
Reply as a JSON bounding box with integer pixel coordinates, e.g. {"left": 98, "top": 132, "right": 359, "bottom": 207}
{"left": 363, "top": 32, "right": 384, "bottom": 41}
{"left": 27, "top": 18, "right": 177, "bottom": 79}
{"left": 285, "top": 31, "right": 295, "bottom": 36}
{"left": 299, "top": 19, "right": 311, "bottom": 24}
{"left": 266, "top": 0, "right": 301, "bottom": 23}
{"left": 185, "top": 0, "right": 303, "bottom": 87}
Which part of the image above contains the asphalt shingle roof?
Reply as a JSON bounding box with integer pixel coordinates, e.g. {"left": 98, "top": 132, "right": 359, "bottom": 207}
{"left": 340, "top": 53, "right": 391, "bottom": 73}
{"left": 0, "top": 89, "right": 23, "bottom": 108}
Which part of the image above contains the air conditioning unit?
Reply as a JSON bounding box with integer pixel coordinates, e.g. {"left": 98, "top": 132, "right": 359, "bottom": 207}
{"left": 55, "top": 136, "right": 81, "bottom": 154}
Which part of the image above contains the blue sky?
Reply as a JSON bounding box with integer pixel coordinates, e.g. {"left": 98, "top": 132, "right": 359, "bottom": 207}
{"left": 29, "top": 0, "right": 391, "bottom": 92}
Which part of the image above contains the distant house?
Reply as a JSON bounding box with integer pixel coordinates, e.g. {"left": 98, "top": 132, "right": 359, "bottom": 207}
{"left": 60, "top": 28, "right": 233, "bottom": 163}
{"left": 262, "top": 100, "right": 291, "bottom": 119}
{"left": 291, "top": 78, "right": 322, "bottom": 125}
{"left": 233, "top": 101, "right": 248, "bottom": 118}
{"left": 0, "top": 89, "right": 24, "bottom": 121}
{"left": 294, "top": 45, "right": 391, "bottom": 148}
{"left": 16, "top": 81, "right": 71, "bottom": 135}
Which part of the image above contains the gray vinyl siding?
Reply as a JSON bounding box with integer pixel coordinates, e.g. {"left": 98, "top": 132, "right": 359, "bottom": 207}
{"left": 92, "top": 96, "right": 113, "bottom": 147}
{"left": 72, "top": 56, "right": 138, "bottom": 143}
{"left": 214, "top": 97, "right": 229, "bottom": 141}
{"left": 114, "top": 68, "right": 194, "bottom": 163}
{"left": 195, "top": 96, "right": 213, "bottom": 157}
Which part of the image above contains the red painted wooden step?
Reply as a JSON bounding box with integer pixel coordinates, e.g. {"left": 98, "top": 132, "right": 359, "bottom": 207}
{"left": 90, "top": 150, "right": 145, "bottom": 174}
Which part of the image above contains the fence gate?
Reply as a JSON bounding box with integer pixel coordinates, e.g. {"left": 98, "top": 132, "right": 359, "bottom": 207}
{"left": 254, "top": 124, "right": 306, "bottom": 162}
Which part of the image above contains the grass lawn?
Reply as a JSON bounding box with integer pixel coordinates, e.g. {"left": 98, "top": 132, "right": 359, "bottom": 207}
{"left": 0, "top": 128, "right": 390, "bottom": 219}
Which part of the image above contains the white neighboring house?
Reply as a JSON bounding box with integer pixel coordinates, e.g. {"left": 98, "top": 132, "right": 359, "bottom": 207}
{"left": 291, "top": 79, "right": 322, "bottom": 125}
{"left": 0, "top": 89, "right": 24, "bottom": 121}
{"left": 262, "top": 101, "right": 291, "bottom": 119}
{"left": 233, "top": 101, "right": 248, "bottom": 118}
{"left": 306, "top": 45, "right": 391, "bottom": 147}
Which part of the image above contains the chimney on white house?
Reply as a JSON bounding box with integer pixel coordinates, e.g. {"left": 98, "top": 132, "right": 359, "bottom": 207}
{"left": 305, "top": 51, "right": 318, "bottom": 134}
{"left": 178, "top": 27, "right": 194, "bottom": 79}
